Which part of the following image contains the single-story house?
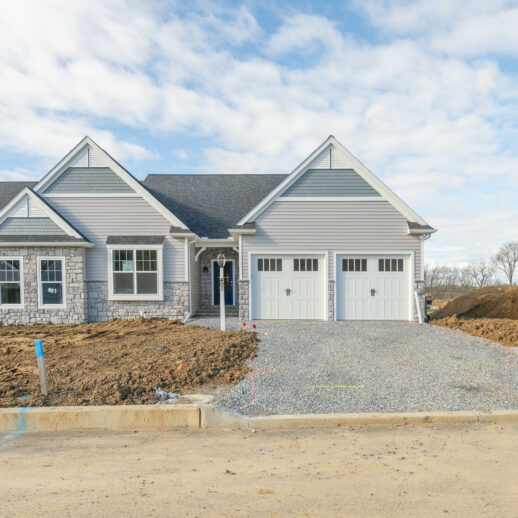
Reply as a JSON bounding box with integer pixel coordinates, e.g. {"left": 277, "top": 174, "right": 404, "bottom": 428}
{"left": 0, "top": 135, "right": 436, "bottom": 325}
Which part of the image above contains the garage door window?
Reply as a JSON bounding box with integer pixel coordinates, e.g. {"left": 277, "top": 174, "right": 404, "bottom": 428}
{"left": 342, "top": 258, "right": 367, "bottom": 272}
{"left": 379, "top": 258, "right": 403, "bottom": 272}
{"left": 294, "top": 258, "right": 318, "bottom": 272}
{"left": 258, "top": 258, "right": 282, "bottom": 272}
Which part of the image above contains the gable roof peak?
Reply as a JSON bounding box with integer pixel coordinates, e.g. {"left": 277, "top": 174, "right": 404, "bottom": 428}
{"left": 237, "top": 135, "right": 434, "bottom": 231}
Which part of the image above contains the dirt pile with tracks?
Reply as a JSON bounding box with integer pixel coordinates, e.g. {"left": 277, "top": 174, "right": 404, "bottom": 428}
{"left": 430, "top": 286, "right": 518, "bottom": 320}
{"left": 0, "top": 318, "right": 257, "bottom": 407}
{"left": 430, "top": 286, "right": 518, "bottom": 347}
{"left": 431, "top": 316, "right": 518, "bottom": 347}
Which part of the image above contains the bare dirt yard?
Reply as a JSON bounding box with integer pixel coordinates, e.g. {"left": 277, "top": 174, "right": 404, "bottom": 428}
{"left": 0, "top": 318, "right": 257, "bottom": 407}
{"left": 430, "top": 286, "right": 518, "bottom": 347}
{"left": 2, "top": 422, "right": 518, "bottom": 517}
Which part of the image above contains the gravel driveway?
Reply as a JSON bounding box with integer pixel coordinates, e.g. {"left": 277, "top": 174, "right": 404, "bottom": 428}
{"left": 188, "top": 317, "right": 518, "bottom": 415}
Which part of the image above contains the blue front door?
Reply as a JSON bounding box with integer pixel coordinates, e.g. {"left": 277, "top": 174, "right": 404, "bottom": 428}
{"left": 213, "top": 261, "right": 234, "bottom": 306}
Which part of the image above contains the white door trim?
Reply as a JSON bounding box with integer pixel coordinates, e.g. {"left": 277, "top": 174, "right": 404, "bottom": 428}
{"left": 334, "top": 251, "right": 415, "bottom": 321}
{"left": 211, "top": 259, "right": 235, "bottom": 306}
{"left": 248, "top": 251, "right": 328, "bottom": 321}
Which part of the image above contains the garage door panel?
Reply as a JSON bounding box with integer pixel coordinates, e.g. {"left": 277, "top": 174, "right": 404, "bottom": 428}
{"left": 252, "top": 255, "right": 325, "bottom": 320}
{"left": 337, "top": 255, "right": 409, "bottom": 321}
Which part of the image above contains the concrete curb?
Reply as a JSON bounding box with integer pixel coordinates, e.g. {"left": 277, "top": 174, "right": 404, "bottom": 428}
{"left": 201, "top": 407, "right": 518, "bottom": 429}
{"left": 1, "top": 405, "right": 518, "bottom": 434}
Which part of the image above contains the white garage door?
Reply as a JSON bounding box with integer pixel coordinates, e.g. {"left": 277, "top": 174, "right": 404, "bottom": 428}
{"left": 336, "top": 255, "right": 410, "bottom": 320}
{"left": 251, "top": 255, "right": 325, "bottom": 320}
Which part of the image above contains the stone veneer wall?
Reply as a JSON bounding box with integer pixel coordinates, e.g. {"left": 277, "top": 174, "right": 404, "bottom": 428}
{"left": 199, "top": 247, "right": 239, "bottom": 314}
{"left": 0, "top": 247, "right": 87, "bottom": 325}
{"left": 238, "top": 280, "right": 249, "bottom": 321}
{"left": 86, "top": 281, "right": 189, "bottom": 323}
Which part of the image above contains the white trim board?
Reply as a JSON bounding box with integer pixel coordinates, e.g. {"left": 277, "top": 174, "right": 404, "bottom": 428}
{"left": 237, "top": 136, "right": 431, "bottom": 228}
{"left": 277, "top": 196, "right": 386, "bottom": 202}
{"left": 33, "top": 137, "right": 190, "bottom": 230}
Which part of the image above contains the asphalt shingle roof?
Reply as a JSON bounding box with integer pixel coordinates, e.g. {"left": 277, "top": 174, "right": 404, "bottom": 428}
{"left": 142, "top": 174, "right": 287, "bottom": 238}
{"left": 0, "top": 182, "right": 37, "bottom": 210}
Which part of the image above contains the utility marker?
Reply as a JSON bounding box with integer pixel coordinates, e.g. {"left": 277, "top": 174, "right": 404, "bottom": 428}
{"left": 34, "top": 340, "right": 49, "bottom": 396}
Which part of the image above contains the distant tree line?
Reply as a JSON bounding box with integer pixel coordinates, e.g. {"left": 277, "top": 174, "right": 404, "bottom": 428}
{"left": 425, "top": 241, "right": 518, "bottom": 300}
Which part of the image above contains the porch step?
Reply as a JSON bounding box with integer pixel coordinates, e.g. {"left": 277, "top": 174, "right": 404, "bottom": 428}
{"left": 195, "top": 310, "right": 238, "bottom": 316}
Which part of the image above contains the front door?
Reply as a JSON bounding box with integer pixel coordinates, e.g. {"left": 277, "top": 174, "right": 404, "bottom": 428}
{"left": 213, "top": 261, "right": 234, "bottom": 306}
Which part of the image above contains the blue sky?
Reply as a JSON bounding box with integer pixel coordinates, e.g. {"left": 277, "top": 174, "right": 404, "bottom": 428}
{"left": 1, "top": 0, "right": 518, "bottom": 265}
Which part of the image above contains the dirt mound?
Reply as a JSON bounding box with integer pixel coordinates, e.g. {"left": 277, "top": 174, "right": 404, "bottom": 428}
{"left": 0, "top": 318, "right": 257, "bottom": 407}
{"left": 430, "top": 286, "right": 518, "bottom": 320}
{"left": 431, "top": 316, "right": 518, "bottom": 348}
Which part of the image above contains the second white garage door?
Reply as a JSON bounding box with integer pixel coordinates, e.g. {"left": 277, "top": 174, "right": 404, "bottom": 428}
{"left": 336, "top": 255, "right": 410, "bottom": 320}
{"left": 251, "top": 255, "right": 325, "bottom": 320}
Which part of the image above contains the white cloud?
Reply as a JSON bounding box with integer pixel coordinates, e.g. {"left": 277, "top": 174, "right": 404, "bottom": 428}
{"left": 0, "top": 0, "right": 517, "bottom": 265}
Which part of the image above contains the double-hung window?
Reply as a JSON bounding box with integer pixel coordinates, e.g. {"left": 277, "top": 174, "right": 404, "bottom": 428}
{"left": 0, "top": 257, "right": 23, "bottom": 306}
{"left": 109, "top": 247, "right": 163, "bottom": 300}
{"left": 38, "top": 257, "right": 65, "bottom": 307}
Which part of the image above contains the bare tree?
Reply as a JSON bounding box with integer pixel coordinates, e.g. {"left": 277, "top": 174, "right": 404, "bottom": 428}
{"left": 461, "top": 261, "right": 495, "bottom": 288}
{"left": 424, "top": 264, "right": 468, "bottom": 299}
{"left": 493, "top": 241, "right": 518, "bottom": 286}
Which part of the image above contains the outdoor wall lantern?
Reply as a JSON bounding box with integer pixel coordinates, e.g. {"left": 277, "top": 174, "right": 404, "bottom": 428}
{"left": 217, "top": 251, "right": 226, "bottom": 331}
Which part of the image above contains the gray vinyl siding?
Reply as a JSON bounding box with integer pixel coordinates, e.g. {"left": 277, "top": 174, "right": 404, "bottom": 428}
{"left": 0, "top": 217, "right": 67, "bottom": 235}
{"left": 45, "top": 197, "right": 185, "bottom": 282}
{"left": 282, "top": 169, "right": 381, "bottom": 197}
{"left": 44, "top": 167, "right": 136, "bottom": 194}
{"left": 242, "top": 200, "right": 422, "bottom": 280}
{"left": 189, "top": 241, "right": 200, "bottom": 314}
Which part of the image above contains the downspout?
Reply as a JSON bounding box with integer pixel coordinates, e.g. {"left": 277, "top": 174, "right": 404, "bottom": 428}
{"left": 183, "top": 239, "right": 197, "bottom": 324}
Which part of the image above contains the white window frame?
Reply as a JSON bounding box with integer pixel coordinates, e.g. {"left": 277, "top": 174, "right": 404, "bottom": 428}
{"left": 107, "top": 244, "right": 164, "bottom": 301}
{"left": 37, "top": 256, "right": 66, "bottom": 309}
{"left": 0, "top": 256, "right": 24, "bottom": 308}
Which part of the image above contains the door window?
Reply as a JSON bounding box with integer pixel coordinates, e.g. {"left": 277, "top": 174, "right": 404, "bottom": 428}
{"left": 294, "top": 258, "right": 318, "bottom": 272}
{"left": 342, "top": 258, "right": 367, "bottom": 272}
{"left": 379, "top": 258, "right": 404, "bottom": 272}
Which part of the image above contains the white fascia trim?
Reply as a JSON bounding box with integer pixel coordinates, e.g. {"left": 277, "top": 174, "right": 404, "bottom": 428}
{"left": 0, "top": 242, "right": 94, "bottom": 248}
{"left": 195, "top": 237, "right": 237, "bottom": 247}
{"left": 237, "top": 137, "right": 334, "bottom": 225}
{"left": 33, "top": 137, "right": 190, "bottom": 230}
{"left": 0, "top": 188, "right": 84, "bottom": 240}
{"left": 44, "top": 193, "right": 142, "bottom": 198}
{"left": 0, "top": 255, "right": 24, "bottom": 309}
{"left": 408, "top": 228, "right": 438, "bottom": 235}
{"left": 37, "top": 256, "right": 67, "bottom": 309}
{"left": 277, "top": 196, "right": 386, "bottom": 202}
{"left": 228, "top": 229, "right": 256, "bottom": 235}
